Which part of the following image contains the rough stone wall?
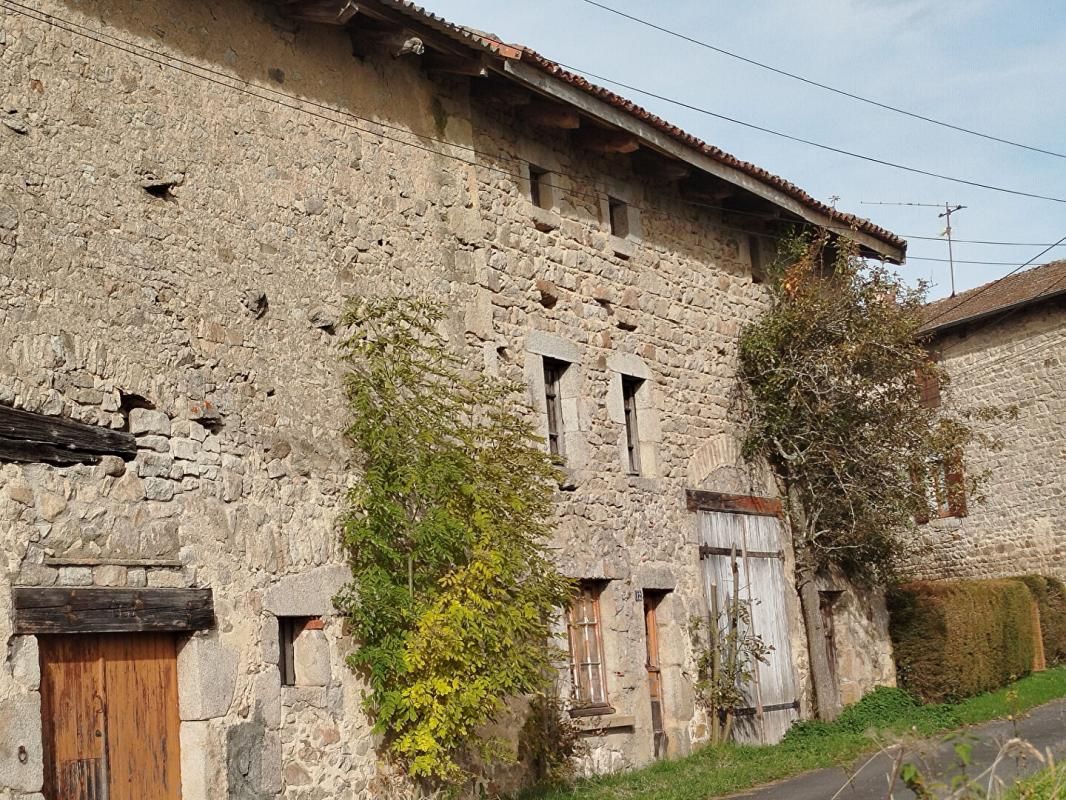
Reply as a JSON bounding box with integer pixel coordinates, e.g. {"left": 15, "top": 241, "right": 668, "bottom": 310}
{"left": 910, "top": 304, "right": 1066, "bottom": 582}
{"left": 0, "top": 0, "right": 894, "bottom": 796}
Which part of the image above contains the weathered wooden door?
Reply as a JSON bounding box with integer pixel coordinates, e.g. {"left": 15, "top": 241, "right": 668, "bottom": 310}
{"left": 39, "top": 634, "right": 182, "bottom": 800}
{"left": 699, "top": 510, "right": 799, "bottom": 744}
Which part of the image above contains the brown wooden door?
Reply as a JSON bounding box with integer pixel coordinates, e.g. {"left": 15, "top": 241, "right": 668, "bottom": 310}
{"left": 40, "top": 634, "right": 182, "bottom": 800}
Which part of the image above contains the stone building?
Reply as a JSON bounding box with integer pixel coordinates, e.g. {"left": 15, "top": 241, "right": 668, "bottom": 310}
{"left": 0, "top": 0, "right": 903, "bottom": 797}
{"left": 912, "top": 260, "right": 1066, "bottom": 582}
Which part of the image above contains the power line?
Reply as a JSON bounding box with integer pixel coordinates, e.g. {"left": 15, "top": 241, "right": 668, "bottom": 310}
{"left": 9, "top": 0, "right": 1061, "bottom": 291}
{"left": 576, "top": 0, "right": 1066, "bottom": 161}
{"left": 899, "top": 236, "right": 1066, "bottom": 247}
{"left": 681, "top": 199, "right": 1066, "bottom": 247}
{"left": 531, "top": 58, "right": 1066, "bottom": 205}
{"left": 922, "top": 233, "right": 1066, "bottom": 330}
{"left": 0, "top": 0, "right": 647, "bottom": 226}
{"left": 0, "top": 0, "right": 919, "bottom": 258}
{"left": 907, "top": 256, "right": 1036, "bottom": 266}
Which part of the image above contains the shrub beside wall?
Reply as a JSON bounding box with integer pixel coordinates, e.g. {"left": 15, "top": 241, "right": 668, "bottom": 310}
{"left": 888, "top": 579, "right": 1037, "bottom": 703}
{"left": 1015, "top": 576, "right": 1066, "bottom": 666}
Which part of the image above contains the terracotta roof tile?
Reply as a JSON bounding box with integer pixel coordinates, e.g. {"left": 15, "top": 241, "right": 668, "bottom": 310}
{"left": 921, "top": 260, "right": 1066, "bottom": 335}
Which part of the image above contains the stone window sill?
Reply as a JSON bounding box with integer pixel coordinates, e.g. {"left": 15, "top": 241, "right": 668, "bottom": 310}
{"left": 573, "top": 713, "right": 636, "bottom": 733}
{"left": 558, "top": 467, "right": 580, "bottom": 492}
{"left": 626, "top": 475, "right": 659, "bottom": 492}
{"left": 608, "top": 236, "right": 635, "bottom": 260}
{"left": 529, "top": 205, "right": 561, "bottom": 233}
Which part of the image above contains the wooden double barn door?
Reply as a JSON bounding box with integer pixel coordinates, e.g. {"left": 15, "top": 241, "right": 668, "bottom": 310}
{"left": 698, "top": 509, "right": 799, "bottom": 744}
{"left": 39, "top": 634, "right": 182, "bottom": 800}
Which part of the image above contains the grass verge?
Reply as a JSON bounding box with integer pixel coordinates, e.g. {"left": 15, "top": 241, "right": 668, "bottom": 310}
{"left": 1006, "top": 764, "right": 1066, "bottom": 800}
{"left": 523, "top": 667, "right": 1066, "bottom": 800}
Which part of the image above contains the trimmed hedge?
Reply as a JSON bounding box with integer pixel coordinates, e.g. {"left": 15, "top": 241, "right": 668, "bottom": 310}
{"left": 1014, "top": 575, "right": 1066, "bottom": 666}
{"left": 888, "top": 579, "right": 1036, "bottom": 703}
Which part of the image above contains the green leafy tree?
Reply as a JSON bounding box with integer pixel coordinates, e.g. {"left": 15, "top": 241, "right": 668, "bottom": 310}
{"left": 335, "top": 297, "right": 572, "bottom": 788}
{"left": 737, "top": 232, "right": 996, "bottom": 721}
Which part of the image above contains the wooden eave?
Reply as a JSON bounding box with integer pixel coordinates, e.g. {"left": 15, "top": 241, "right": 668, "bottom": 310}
{"left": 277, "top": 0, "right": 905, "bottom": 263}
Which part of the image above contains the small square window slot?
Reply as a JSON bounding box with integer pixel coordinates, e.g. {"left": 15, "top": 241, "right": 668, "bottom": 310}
{"left": 278, "top": 616, "right": 322, "bottom": 687}
{"left": 528, "top": 164, "right": 552, "bottom": 210}
{"left": 608, "top": 196, "right": 630, "bottom": 238}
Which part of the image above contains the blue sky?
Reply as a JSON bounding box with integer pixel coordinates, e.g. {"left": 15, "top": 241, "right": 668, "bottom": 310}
{"left": 426, "top": 0, "right": 1066, "bottom": 299}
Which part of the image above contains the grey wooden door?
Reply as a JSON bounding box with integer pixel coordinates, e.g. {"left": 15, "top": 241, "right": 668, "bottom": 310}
{"left": 699, "top": 510, "right": 799, "bottom": 744}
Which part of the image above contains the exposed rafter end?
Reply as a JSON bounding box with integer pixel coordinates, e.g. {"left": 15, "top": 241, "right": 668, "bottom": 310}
{"left": 424, "top": 53, "right": 488, "bottom": 77}
{"left": 633, "top": 152, "right": 690, "bottom": 182}
{"left": 522, "top": 100, "right": 581, "bottom": 130}
{"left": 281, "top": 0, "right": 358, "bottom": 25}
{"left": 578, "top": 128, "right": 640, "bottom": 154}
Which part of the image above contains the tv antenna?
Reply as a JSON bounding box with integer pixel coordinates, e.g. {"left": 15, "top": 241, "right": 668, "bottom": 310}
{"left": 861, "top": 201, "right": 967, "bottom": 295}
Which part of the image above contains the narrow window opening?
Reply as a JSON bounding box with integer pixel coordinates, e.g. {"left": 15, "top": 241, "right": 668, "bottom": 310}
{"left": 622, "top": 375, "right": 643, "bottom": 475}
{"left": 643, "top": 590, "right": 668, "bottom": 757}
{"left": 608, "top": 196, "right": 629, "bottom": 238}
{"left": 566, "top": 582, "right": 613, "bottom": 715}
{"left": 748, "top": 234, "right": 767, "bottom": 284}
{"left": 278, "top": 616, "right": 319, "bottom": 686}
{"left": 528, "top": 164, "right": 552, "bottom": 210}
{"left": 543, "top": 357, "right": 568, "bottom": 457}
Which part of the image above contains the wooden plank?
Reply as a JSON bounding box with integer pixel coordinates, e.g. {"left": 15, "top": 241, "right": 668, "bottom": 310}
{"left": 103, "top": 634, "right": 182, "bottom": 800}
{"left": 45, "top": 557, "right": 184, "bottom": 568}
{"left": 39, "top": 636, "right": 106, "bottom": 799}
{"left": 699, "top": 511, "right": 799, "bottom": 745}
{"left": 522, "top": 100, "right": 581, "bottom": 130}
{"left": 576, "top": 128, "right": 640, "bottom": 154}
{"left": 700, "top": 545, "right": 783, "bottom": 560}
{"left": 0, "top": 404, "right": 137, "bottom": 466}
{"left": 686, "top": 489, "right": 782, "bottom": 516}
{"left": 14, "top": 588, "right": 214, "bottom": 634}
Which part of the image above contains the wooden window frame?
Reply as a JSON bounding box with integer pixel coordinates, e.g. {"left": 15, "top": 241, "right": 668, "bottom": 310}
{"left": 916, "top": 453, "right": 967, "bottom": 523}
{"left": 622, "top": 375, "right": 643, "bottom": 475}
{"left": 543, "top": 357, "right": 568, "bottom": 457}
{"left": 643, "top": 590, "right": 667, "bottom": 757}
{"left": 566, "top": 582, "right": 613, "bottom": 716}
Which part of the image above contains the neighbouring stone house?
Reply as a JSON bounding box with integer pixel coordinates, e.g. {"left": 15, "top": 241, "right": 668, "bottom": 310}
{"left": 0, "top": 0, "right": 904, "bottom": 797}
{"left": 912, "top": 260, "right": 1066, "bottom": 582}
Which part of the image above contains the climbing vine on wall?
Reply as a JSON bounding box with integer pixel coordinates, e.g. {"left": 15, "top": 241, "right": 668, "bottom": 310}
{"left": 336, "top": 297, "right": 572, "bottom": 787}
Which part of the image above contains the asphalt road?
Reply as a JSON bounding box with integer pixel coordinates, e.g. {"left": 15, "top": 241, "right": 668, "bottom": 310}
{"left": 730, "top": 698, "right": 1066, "bottom": 799}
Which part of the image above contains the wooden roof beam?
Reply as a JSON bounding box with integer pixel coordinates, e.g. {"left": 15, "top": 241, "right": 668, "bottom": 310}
{"left": 424, "top": 52, "right": 489, "bottom": 77}
{"left": 577, "top": 127, "right": 640, "bottom": 154}
{"left": 281, "top": 0, "right": 358, "bottom": 25}
{"left": 522, "top": 101, "right": 580, "bottom": 130}
{"left": 632, "top": 152, "right": 690, "bottom": 182}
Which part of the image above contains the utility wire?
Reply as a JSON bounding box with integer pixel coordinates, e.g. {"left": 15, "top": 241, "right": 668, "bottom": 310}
{"left": 533, "top": 57, "right": 1066, "bottom": 205}
{"left": 0, "top": 0, "right": 913, "bottom": 255}
{"left": 944, "top": 263, "right": 1066, "bottom": 347}
{"left": 473, "top": 24, "right": 1066, "bottom": 204}
{"left": 921, "top": 233, "right": 1066, "bottom": 330}
{"left": 906, "top": 256, "right": 1043, "bottom": 266}
{"left": 9, "top": 0, "right": 1066, "bottom": 373}
{"left": 576, "top": 0, "right": 1066, "bottom": 161}
{"left": 9, "top": 0, "right": 1063, "bottom": 295}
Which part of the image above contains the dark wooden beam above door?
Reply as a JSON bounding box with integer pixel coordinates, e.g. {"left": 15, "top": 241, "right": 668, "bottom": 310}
{"left": 685, "top": 489, "right": 782, "bottom": 517}
{"left": 14, "top": 587, "right": 215, "bottom": 634}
